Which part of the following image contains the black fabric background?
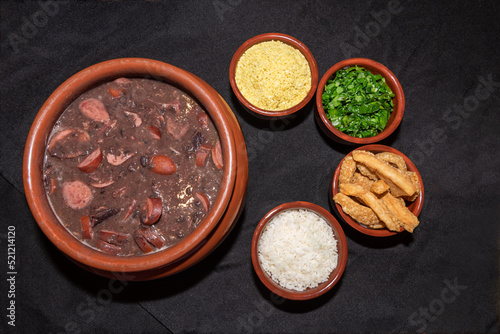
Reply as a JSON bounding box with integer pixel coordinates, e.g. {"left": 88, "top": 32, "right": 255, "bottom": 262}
{"left": 1, "top": 1, "right": 499, "bottom": 333}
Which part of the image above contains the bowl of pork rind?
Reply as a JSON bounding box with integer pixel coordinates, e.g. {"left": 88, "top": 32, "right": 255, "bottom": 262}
{"left": 330, "top": 144, "right": 424, "bottom": 237}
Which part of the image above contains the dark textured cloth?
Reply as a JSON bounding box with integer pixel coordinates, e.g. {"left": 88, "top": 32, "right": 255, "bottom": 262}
{"left": 1, "top": 1, "right": 499, "bottom": 333}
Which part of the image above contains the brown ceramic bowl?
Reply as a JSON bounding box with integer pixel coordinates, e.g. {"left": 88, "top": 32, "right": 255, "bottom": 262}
{"left": 23, "top": 58, "right": 241, "bottom": 276}
{"left": 229, "top": 33, "right": 319, "bottom": 118}
{"left": 330, "top": 144, "right": 424, "bottom": 237}
{"left": 251, "top": 201, "right": 348, "bottom": 300}
{"left": 315, "top": 58, "right": 405, "bottom": 145}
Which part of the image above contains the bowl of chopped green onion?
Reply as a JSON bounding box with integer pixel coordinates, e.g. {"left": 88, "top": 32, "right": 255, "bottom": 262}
{"left": 315, "top": 58, "right": 405, "bottom": 144}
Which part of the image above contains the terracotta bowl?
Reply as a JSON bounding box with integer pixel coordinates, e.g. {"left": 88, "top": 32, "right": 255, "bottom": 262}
{"left": 330, "top": 144, "right": 424, "bottom": 237}
{"left": 229, "top": 33, "right": 319, "bottom": 118}
{"left": 23, "top": 58, "right": 241, "bottom": 276}
{"left": 251, "top": 201, "right": 348, "bottom": 300}
{"left": 315, "top": 58, "right": 405, "bottom": 145}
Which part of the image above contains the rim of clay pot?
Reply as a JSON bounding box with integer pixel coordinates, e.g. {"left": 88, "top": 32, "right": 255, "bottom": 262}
{"left": 23, "top": 58, "right": 237, "bottom": 272}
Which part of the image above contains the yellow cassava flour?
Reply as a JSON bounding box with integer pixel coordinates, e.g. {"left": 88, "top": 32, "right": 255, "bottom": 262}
{"left": 235, "top": 40, "right": 311, "bottom": 111}
{"left": 257, "top": 209, "right": 338, "bottom": 291}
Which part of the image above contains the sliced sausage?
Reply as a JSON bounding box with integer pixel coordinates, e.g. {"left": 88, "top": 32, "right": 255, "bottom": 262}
{"left": 108, "top": 87, "right": 125, "bottom": 98}
{"left": 80, "top": 215, "right": 93, "bottom": 239}
{"left": 62, "top": 180, "right": 93, "bottom": 210}
{"left": 48, "top": 128, "right": 91, "bottom": 159}
{"left": 212, "top": 140, "right": 223, "bottom": 170}
{"left": 194, "top": 192, "right": 210, "bottom": 212}
{"left": 142, "top": 197, "right": 162, "bottom": 225}
{"left": 195, "top": 144, "right": 212, "bottom": 167}
{"left": 49, "top": 178, "right": 57, "bottom": 194}
{"left": 96, "top": 239, "right": 121, "bottom": 255}
{"left": 77, "top": 147, "right": 103, "bottom": 173}
{"left": 99, "top": 230, "right": 129, "bottom": 246}
{"left": 133, "top": 229, "right": 154, "bottom": 254}
{"left": 147, "top": 126, "right": 162, "bottom": 140}
{"left": 138, "top": 226, "right": 165, "bottom": 249}
{"left": 150, "top": 155, "right": 176, "bottom": 175}
{"left": 79, "top": 98, "right": 110, "bottom": 122}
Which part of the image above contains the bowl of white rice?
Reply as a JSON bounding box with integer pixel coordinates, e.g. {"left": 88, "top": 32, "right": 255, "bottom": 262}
{"left": 251, "top": 201, "right": 348, "bottom": 300}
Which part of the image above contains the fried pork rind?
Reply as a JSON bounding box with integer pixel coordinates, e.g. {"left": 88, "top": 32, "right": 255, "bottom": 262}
{"left": 351, "top": 172, "right": 374, "bottom": 191}
{"left": 376, "top": 152, "right": 407, "bottom": 171}
{"left": 339, "top": 156, "right": 356, "bottom": 184}
{"left": 403, "top": 171, "right": 421, "bottom": 202}
{"left": 339, "top": 183, "right": 401, "bottom": 231}
{"left": 352, "top": 150, "right": 417, "bottom": 198}
{"left": 356, "top": 163, "right": 378, "bottom": 181}
{"left": 371, "top": 180, "right": 389, "bottom": 195}
{"left": 380, "top": 192, "right": 420, "bottom": 232}
{"left": 333, "top": 193, "right": 382, "bottom": 227}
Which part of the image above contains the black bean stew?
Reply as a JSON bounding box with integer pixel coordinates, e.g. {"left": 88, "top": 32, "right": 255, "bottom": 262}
{"left": 43, "top": 78, "right": 224, "bottom": 256}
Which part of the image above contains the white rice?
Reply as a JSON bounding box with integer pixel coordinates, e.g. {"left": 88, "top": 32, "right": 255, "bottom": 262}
{"left": 257, "top": 209, "right": 338, "bottom": 291}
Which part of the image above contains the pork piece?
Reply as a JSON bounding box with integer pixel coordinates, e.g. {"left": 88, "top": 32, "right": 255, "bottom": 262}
{"left": 195, "top": 144, "right": 212, "bottom": 167}
{"left": 96, "top": 239, "right": 121, "bottom": 255}
{"left": 107, "top": 151, "right": 134, "bottom": 166}
{"left": 48, "top": 129, "right": 91, "bottom": 159}
{"left": 123, "top": 110, "right": 142, "bottom": 127}
{"left": 77, "top": 147, "right": 103, "bottom": 173}
{"left": 79, "top": 98, "right": 110, "bottom": 122}
{"left": 163, "top": 100, "right": 180, "bottom": 113}
{"left": 90, "top": 207, "right": 120, "bottom": 227}
{"left": 62, "top": 181, "right": 93, "bottom": 210}
{"left": 99, "top": 230, "right": 129, "bottom": 246}
{"left": 166, "top": 117, "right": 190, "bottom": 139}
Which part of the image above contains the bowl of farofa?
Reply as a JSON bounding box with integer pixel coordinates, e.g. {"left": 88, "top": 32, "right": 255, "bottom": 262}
{"left": 331, "top": 145, "right": 424, "bottom": 237}
{"left": 229, "top": 33, "right": 319, "bottom": 118}
{"left": 251, "top": 201, "right": 348, "bottom": 300}
{"left": 315, "top": 58, "right": 405, "bottom": 145}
